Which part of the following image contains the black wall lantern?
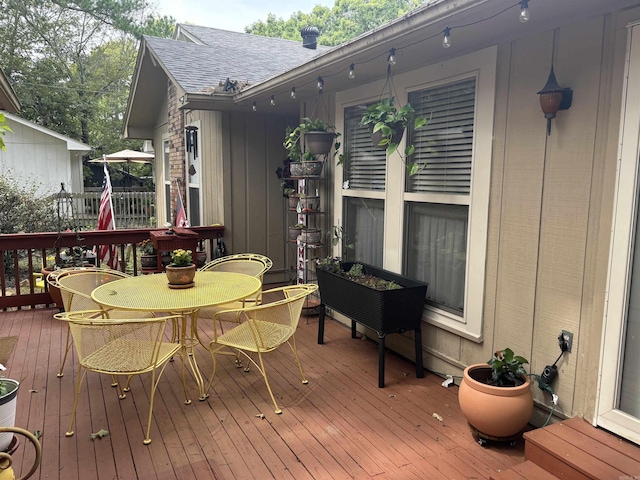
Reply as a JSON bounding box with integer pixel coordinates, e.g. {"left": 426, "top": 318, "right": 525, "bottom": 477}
{"left": 537, "top": 65, "right": 572, "bottom": 135}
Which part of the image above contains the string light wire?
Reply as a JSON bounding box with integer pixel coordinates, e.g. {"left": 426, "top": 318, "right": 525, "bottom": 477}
{"left": 250, "top": 0, "right": 523, "bottom": 110}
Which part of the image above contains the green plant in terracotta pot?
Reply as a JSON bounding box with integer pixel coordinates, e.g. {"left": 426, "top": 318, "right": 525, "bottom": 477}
{"left": 458, "top": 348, "right": 533, "bottom": 445}
{"left": 165, "top": 249, "right": 196, "bottom": 288}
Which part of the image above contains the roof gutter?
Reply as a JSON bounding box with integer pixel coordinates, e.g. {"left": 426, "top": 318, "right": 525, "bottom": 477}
{"left": 234, "top": 0, "right": 489, "bottom": 102}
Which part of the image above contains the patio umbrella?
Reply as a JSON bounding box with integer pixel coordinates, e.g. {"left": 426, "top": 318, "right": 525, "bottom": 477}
{"left": 88, "top": 149, "right": 154, "bottom": 189}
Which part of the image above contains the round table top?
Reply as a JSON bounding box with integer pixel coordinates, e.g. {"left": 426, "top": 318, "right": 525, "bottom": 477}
{"left": 91, "top": 271, "right": 262, "bottom": 312}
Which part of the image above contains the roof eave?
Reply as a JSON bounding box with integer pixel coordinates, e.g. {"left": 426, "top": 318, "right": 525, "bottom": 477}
{"left": 0, "top": 70, "right": 20, "bottom": 113}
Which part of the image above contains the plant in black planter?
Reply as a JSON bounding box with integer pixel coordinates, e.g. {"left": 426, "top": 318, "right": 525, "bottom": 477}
{"left": 315, "top": 259, "right": 428, "bottom": 387}
{"left": 359, "top": 97, "right": 427, "bottom": 176}
{"left": 458, "top": 348, "right": 534, "bottom": 444}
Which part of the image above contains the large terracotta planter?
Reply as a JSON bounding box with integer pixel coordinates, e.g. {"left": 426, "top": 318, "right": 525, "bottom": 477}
{"left": 165, "top": 264, "right": 196, "bottom": 288}
{"left": 458, "top": 364, "right": 533, "bottom": 440}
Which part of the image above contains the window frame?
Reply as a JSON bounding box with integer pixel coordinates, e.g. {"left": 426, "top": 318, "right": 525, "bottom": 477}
{"left": 334, "top": 46, "right": 497, "bottom": 341}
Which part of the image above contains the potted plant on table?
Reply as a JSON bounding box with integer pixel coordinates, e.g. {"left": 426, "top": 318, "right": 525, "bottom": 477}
{"left": 458, "top": 348, "right": 534, "bottom": 444}
{"left": 165, "top": 249, "right": 196, "bottom": 288}
{"left": 359, "top": 97, "right": 427, "bottom": 176}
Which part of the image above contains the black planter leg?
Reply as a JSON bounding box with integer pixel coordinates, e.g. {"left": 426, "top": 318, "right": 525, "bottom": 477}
{"left": 378, "top": 335, "right": 385, "bottom": 388}
{"left": 317, "top": 304, "right": 325, "bottom": 344}
{"left": 351, "top": 320, "right": 357, "bottom": 339}
{"left": 415, "top": 326, "right": 424, "bottom": 378}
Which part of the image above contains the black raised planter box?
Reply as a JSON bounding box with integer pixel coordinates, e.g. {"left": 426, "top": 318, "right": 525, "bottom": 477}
{"left": 316, "top": 262, "right": 428, "bottom": 387}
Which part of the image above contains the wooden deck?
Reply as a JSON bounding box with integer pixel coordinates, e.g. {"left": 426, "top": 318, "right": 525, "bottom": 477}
{"left": 3, "top": 306, "right": 527, "bottom": 480}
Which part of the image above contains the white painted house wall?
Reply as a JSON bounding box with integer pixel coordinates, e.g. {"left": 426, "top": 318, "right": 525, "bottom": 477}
{"left": 0, "top": 111, "right": 90, "bottom": 195}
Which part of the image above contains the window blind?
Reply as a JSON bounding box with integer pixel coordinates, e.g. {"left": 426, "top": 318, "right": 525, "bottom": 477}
{"left": 344, "top": 104, "right": 387, "bottom": 191}
{"left": 407, "top": 78, "right": 476, "bottom": 195}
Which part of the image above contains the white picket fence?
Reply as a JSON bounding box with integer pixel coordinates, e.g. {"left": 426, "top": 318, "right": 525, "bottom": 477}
{"left": 71, "top": 191, "right": 156, "bottom": 228}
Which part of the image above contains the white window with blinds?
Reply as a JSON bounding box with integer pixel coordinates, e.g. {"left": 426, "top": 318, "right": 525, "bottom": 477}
{"left": 344, "top": 104, "right": 387, "bottom": 192}
{"left": 334, "top": 46, "right": 497, "bottom": 341}
{"left": 407, "top": 78, "right": 476, "bottom": 195}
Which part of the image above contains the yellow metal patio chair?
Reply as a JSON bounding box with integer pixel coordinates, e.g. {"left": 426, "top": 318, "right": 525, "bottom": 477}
{"left": 55, "top": 269, "right": 154, "bottom": 378}
{"left": 53, "top": 309, "right": 188, "bottom": 445}
{"left": 206, "top": 284, "right": 317, "bottom": 414}
{"left": 199, "top": 253, "right": 273, "bottom": 308}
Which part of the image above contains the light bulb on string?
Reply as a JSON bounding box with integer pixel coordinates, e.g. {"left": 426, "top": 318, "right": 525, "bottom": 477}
{"left": 317, "top": 76, "right": 324, "bottom": 92}
{"left": 348, "top": 64, "right": 355, "bottom": 79}
{"left": 290, "top": 87, "right": 296, "bottom": 99}
{"left": 519, "top": 0, "right": 530, "bottom": 23}
{"left": 252, "top": 102, "right": 257, "bottom": 112}
{"left": 388, "top": 48, "right": 396, "bottom": 66}
{"left": 442, "top": 27, "right": 452, "bottom": 48}
{"left": 270, "top": 95, "right": 276, "bottom": 106}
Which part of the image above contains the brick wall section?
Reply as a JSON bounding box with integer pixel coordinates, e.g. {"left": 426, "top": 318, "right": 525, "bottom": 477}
{"left": 167, "top": 81, "right": 185, "bottom": 221}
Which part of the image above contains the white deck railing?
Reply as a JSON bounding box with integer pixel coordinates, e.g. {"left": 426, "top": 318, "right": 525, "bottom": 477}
{"left": 71, "top": 191, "right": 156, "bottom": 228}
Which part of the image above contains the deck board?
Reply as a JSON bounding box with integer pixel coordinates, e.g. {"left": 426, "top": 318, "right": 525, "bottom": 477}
{"left": 3, "top": 306, "right": 528, "bottom": 479}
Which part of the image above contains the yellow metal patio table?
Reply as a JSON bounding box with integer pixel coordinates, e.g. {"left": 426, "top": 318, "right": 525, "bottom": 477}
{"left": 91, "top": 271, "right": 261, "bottom": 400}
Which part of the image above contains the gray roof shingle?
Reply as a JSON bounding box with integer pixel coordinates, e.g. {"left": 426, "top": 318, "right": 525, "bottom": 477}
{"left": 144, "top": 25, "right": 331, "bottom": 94}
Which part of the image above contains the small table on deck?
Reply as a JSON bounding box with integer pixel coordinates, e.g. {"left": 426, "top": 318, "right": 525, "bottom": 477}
{"left": 148, "top": 228, "right": 199, "bottom": 273}
{"left": 91, "top": 271, "right": 261, "bottom": 400}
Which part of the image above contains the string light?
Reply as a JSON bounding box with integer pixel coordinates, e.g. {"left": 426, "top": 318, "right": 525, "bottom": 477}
{"left": 256, "top": 3, "right": 528, "bottom": 99}
{"left": 388, "top": 48, "right": 396, "bottom": 65}
{"left": 519, "top": 0, "right": 530, "bottom": 23}
{"left": 270, "top": 95, "right": 276, "bottom": 106}
{"left": 442, "top": 27, "right": 452, "bottom": 48}
{"left": 252, "top": 101, "right": 257, "bottom": 111}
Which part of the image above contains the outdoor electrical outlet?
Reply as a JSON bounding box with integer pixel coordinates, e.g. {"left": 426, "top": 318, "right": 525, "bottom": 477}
{"left": 560, "top": 330, "right": 573, "bottom": 352}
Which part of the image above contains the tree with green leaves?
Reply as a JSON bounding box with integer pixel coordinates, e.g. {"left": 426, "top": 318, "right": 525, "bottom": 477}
{"left": 0, "top": 0, "right": 174, "bottom": 185}
{"left": 246, "top": 0, "right": 423, "bottom": 46}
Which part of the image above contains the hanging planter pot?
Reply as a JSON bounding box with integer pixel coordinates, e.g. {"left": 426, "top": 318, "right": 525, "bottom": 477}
{"left": 370, "top": 124, "right": 405, "bottom": 150}
{"left": 305, "top": 131, "right": 336, "bottom": 155}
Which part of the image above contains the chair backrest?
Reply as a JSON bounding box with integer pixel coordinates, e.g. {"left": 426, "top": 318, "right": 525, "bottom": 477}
{"left": 201, "top": 254, "right": 273, "bottom": 302}
{"left": 217, "top": 284, "right": 317, "bottom": 350}
{"left": 59, "top": 314, "right": 178, "bottom": 373}
{"left": 56, "top": 270, "right": 130, "bottom": 312}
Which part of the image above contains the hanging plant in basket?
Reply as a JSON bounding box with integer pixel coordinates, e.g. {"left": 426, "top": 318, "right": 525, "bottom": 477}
{"left": 359, "top": 97, "right": 427, "bottom": 176}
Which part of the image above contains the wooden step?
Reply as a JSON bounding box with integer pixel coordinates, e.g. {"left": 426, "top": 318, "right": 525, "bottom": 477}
{"left": 523, "top": 417, "right": 640, "bottom": 479}
{"left": 490, "top": 460, "right": 559, "bottom": 480}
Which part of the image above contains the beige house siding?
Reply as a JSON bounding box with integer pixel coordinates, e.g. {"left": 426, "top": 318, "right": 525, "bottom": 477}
{"left": 335, "top": 7, "right": 637, "bottom": 424}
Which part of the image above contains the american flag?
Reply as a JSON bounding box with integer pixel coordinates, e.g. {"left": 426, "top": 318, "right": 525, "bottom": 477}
{"left": 96, "top": 158, "right": 119, "bottom": 269}
{"left": 175, "top": 186, "right": 189, "bottom": 227}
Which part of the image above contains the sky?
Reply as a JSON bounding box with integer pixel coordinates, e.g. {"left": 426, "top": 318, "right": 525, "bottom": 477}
{"left": 153, "top": 0, "right": 334, "bottom": 33}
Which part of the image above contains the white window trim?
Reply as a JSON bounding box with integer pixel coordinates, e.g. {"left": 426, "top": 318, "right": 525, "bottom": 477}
{"left": 335, "top": 46, "right": 497, "bottom": 342}
{"left": 597, "top": 22, "right": 640, "bottom": 445}
{"left": 161, "top": 134, "right": 170, "bottom": 225}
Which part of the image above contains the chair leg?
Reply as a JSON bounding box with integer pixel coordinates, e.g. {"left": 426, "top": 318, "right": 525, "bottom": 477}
{"left": 288, "top": 335, "right": 308, "bottom": 384}
{"left": 66, "top": 366, "right": 87, "bottom": 437}
{"left": 206, "top": 349, "right": 220, "bottom": 395}
{"left": 144, "top": 360, "right": 175, "bottom": 445}
{"left": 57, "top": 326, "right": 72, "bottom": 378}
{"left": 123, "top": 375, "right": 133, "bottom": 392}
{"left": 255, "top": 352, "right": 282, "bottom": 415}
